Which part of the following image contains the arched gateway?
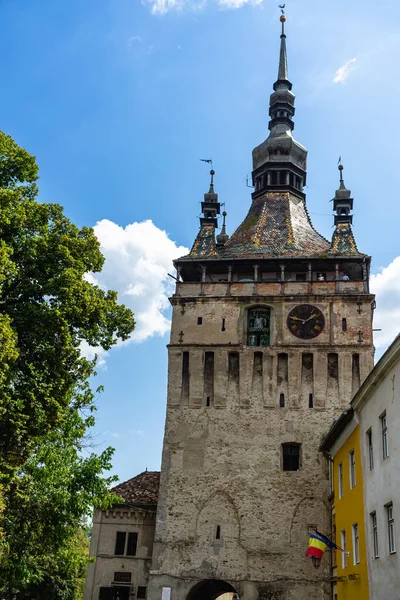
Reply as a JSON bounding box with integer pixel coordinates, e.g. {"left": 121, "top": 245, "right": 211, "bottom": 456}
{"left": 187, "top": 580, "right": 237, "bottom": 600}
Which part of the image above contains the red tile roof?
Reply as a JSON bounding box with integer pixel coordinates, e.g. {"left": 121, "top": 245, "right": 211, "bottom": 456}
{"left": 112, "top": 471, "right": 160, "bottom": 506}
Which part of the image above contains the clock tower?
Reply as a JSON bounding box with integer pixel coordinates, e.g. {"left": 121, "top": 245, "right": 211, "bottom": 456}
{"left": 148, "top": 14, "right": 374, "bottom": 600}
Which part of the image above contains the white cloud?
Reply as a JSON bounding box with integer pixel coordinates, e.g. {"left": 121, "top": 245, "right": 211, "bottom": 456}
{"left": 80, "top": 219, "right": 188, "bottom": 364}
{"left": 370, "top": 256, "right": 400, "bottom": 351}
{"left": 80, "top": 339, "right": 108, "bottom": 369}
{"left": 143, "top": 0, "right": 262, "bottom": 14}
{"left": 218, "top": 0, "right": 262, "bottom": 7}
{"left": 127, "top": 35, "right": 142, "bottom": 47}
{"left": 333, "top": 58, "right": 356, "bottom": 84}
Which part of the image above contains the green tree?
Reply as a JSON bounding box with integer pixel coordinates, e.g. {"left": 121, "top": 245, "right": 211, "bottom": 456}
{"left": 1, "top": 405, "right": 120, "bottom": 599}
{"left": 0, "top": 131, "right": 135, "bottom": 598}
{"left": 0, "top": 131, "right": 135, "bottom": 472}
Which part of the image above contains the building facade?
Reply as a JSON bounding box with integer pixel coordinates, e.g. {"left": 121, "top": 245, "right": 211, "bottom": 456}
{"left": 84, "top": 472, "right": 160, "bottom": 600}
{"left": 147, "top": 14, "right": 374, "bottom": 600}
{"left": 320, "top": 410, "right": 370, "bottom": 600}
{"left": 351, "top": 334, "right": 400, "bottom": 600}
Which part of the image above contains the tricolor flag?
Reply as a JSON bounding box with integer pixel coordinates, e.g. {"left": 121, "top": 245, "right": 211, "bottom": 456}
{"left": 306, "top": 529, "right": 343, "bottom": 559}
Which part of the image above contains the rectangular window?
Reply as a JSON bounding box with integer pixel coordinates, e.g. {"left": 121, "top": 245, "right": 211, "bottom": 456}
{"left": 99, "top": 588, "right": 113, "bottom": 600}
{"left": 382, "top": 413, "right": 389, "bottom": 459}
{"left": 114, "top": 532, "right": 126, "bottom": 556}
{"left": 308, "top": 393, "right": 313, "bottom": 408}
{"left": 247, "top": 307, "right": 270, "bottom": 347}
{"left": 137, "top": 587, "right": 147, "bottom": 599}
{"left": 282, "top": 444, "right": 300, "bottom": 471}
{"left": 114, "top": 573, "right": 132, "bottom": 583}
{"left": 126, "top": 532, "right": 138, "bottom": 556}
{"left": 371, "top": 512, "right": 379, "bottom": 558}
{"left": 295, "top": 273, "right": 306, "bottom": 281}
{"left": 338, "top": 463, "right": 343, "bottom": 498}
{"left": 367, "top": 429, "right": 374, "bottom": 470}
{"left": 387, "top": 503, "right": 396, "bottom": 554}
{"left": 197, "top": 317, "right": 203, "bottom": 325}
{"left": 342, "top": 318, "right": 347, "bottom": 332}
{"left": 349, "top": 450, "right": 356, "bottom": 488}
{"left": 279, "top": 393, "right": 285, "bottom": 408}
{"left": 341, "top": 530, "right": 347, "bottom": 568}
{"left": 352, "top": 524, "right": 360, "bottom": 564}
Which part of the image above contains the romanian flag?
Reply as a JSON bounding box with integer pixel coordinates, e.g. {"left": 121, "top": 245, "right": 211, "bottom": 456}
{"left": 306, "top": 531, "right": 337, "bottom": 559}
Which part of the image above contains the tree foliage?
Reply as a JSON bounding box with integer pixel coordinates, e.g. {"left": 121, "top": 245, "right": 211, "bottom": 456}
{"left": 0, "top": 131, "right": 135, "bottom": 598}
{"left": 0, "top": 131, "right": 135, "bottom": 471}
{"left": 1, "top": 406, "right": 120, "bottom": 599}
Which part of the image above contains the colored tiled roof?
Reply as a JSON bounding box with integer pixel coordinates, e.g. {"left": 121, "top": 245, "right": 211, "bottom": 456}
{"left": 329, "top": 222, "right": 360, "bottom": 255}
{"left": 221, "top": 191, "right": 330, "bottom": 258}
{"left": 189, "top": 223, "right": 218, "bottom": 258}
{"left": 112, "top": 471, "right": 160, "bottom": 506}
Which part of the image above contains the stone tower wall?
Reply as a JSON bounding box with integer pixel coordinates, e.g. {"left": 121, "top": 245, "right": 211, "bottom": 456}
{"left": 148, "top": 290, "right": 374, "bottom": 600}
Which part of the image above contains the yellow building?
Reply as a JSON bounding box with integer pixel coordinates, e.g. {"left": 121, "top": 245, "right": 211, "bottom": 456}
{"left": 320, "top": 409, "right": 369, "bottom": 600}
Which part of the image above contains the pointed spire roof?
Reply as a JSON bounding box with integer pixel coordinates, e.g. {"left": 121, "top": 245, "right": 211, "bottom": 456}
{"left": 252, "top": 12, "right": 307, "bottom": 180}
{"left": 187, "top": 168, "right": 220, "bottom": 258}
{"left": 328, "top": 162, "right": 364, "bottom": 256}
{"left": 277, "top": 13, "right": 289, "bottom": 83}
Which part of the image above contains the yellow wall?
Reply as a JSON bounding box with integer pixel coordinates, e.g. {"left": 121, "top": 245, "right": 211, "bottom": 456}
{"left": 334, "top": 424, "right": 369, "bottom": 600}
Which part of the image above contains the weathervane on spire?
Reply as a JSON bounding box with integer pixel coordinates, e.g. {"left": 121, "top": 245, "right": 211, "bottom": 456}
{"left": 200, "top": 159, "right": 215, "bottom": 191}
{"left": 278, "top": 4, "right": 286, "bottom": 34}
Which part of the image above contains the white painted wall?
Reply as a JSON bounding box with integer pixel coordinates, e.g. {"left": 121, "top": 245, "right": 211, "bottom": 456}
{"left": 356, "top": 355, "right": 400, "bottom": 600}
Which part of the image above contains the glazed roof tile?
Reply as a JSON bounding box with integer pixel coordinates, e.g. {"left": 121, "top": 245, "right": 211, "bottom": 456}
{"left": 221, "top": 191, "right": 329, "bottom": 258}
{"left": 329, "top": 222, "right": 361, "bottom": 255}
{"left": 189, "top": 223, "right": 218, "bottom": 258}
{"left": 112, "top": 471, "right": 160, "bottom": 506}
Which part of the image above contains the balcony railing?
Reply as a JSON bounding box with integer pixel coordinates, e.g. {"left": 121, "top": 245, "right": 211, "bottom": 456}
{"left": 174, "top": 280, "right": 366, "bottom": 298}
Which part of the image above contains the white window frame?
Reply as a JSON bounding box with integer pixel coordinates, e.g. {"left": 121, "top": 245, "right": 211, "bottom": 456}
{"left": 367, "top": 428, "right": 374, "bottom": 470}
{"left": 382, "top": 413, "right": 389, "bottom": 459}
{"left": 338, "top": 463, "right": 343, "bottom": 499}
{"left": 387, "top": 503, "right": 396, "bottom": 554}
{"left": 371, "top": 512, "right": 379, "bottom": 558}
{"left": 341, "top": 530, "right": 347, "bottom": 568}
{"left": 352, "top": 523, "right": 360, "bottom": 564}
{"left": 349, "top": 450, "right": 356, "bottom": 488}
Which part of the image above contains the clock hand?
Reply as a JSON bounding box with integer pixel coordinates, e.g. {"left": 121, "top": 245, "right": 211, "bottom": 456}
{"left": 289, "top": 316, "right": 304, "bottom": 322}
{"left": 304, "top": 312, "right": 317, "bottom": 323}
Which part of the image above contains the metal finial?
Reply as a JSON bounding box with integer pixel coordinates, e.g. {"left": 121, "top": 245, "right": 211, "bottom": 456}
{"left": 222, "top": 210, "right": 227, "bottom": 230}
{"left": 338, "top": 156, "right": 344, "bottom": 183}
{"left": 279, "top": 4, "right": 286, "bottom": 34}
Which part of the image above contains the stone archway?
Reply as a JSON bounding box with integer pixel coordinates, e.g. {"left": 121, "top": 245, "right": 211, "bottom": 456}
{"left": 187, "top": 579, "right": 237, "bottom": 600}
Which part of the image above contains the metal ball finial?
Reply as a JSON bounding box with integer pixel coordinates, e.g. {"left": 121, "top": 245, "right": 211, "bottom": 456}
{"left": 280, "top": 14, "right": 286, "bottom": 22}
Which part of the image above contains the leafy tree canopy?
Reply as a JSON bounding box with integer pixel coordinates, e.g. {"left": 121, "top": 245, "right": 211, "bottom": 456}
{"left": 0, "top": 131, "right": 135, "bottom": 472}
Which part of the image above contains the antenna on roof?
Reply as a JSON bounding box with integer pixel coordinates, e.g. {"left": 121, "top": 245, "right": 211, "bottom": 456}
{"left": 245, "top": 175, "right": 255, "bottom": 188}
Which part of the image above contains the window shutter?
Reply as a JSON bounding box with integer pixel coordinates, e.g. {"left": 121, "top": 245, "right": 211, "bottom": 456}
{"left": 115, "top": 532, "right": 126, "bottom": 555}
{"left": 127, "top": 532, "right": 138, "bottom": 556}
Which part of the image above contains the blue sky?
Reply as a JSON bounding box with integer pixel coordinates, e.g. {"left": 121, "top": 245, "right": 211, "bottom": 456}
{"left": 2, "top": 0, "right": 400, "bottom": 483}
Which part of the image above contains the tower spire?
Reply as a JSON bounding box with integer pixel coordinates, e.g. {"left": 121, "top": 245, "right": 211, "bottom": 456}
{"left": 329, "top": 161, "right": 359, "bottom": 255}
{"left": 251, "top": 11, "right": 308, "bottom": 199}
{"left": 277, "top": 8, "right": 289, "bottom": 82}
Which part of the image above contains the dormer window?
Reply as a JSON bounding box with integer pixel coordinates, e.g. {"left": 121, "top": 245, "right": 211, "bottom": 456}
{"left": 247, "top": 308, "right": 270, "bottom": 347}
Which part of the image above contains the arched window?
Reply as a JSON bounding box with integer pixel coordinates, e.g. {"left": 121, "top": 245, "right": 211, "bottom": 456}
{"left": 247, "top": 307, "right": 270, "bottom": 347}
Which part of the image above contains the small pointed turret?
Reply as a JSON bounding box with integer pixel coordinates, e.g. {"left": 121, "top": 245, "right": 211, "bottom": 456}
{"left": 200, "top": 169, "right": 220, "bottom": 227}
{"left": 189, "top": 169, "right": 221, "bottom": 258}
{"left": 216, "top": 211, "right": 229, "bottom": 246}
{"left": 329, "top": 162, "right": 360, "bottom": 255}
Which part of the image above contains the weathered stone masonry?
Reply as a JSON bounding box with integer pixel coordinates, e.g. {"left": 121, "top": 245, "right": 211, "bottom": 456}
{"left": 147, "top": 13, "right": 374, "bottom": 600}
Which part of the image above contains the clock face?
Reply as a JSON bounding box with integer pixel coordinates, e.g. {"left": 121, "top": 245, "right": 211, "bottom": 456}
{"left": 287, "top": 304, "right": 325, "bottom": 339}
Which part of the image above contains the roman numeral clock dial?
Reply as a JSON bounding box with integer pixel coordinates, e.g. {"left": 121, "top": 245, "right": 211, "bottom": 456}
{"left": 287, "top": 304, "right": 325, "bottom": 339}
